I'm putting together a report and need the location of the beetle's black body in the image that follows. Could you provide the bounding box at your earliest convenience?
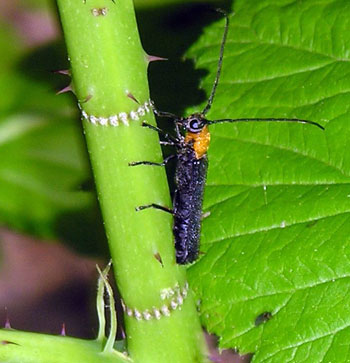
[173,145,208,264]
[132,115,211,264]
[130,10,324,265]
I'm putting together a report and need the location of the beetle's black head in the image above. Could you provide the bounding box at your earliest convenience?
[178,114,208,134]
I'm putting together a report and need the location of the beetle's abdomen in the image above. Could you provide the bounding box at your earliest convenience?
[173,148,208,264]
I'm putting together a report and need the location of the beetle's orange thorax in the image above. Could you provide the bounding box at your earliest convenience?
[185,125,210,159]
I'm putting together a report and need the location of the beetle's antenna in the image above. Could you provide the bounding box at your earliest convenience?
[207,117,325,130]
[202,9,229,116]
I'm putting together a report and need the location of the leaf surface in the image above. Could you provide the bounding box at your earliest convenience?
[187,1,350,361]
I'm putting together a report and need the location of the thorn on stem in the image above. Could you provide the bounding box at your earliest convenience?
[4,317,11,329]
[154,252,164,267]
[80,94,92,103]
[146,54,168,63]
[1,340,19,346]
[4,308,11,329]
[126,92,139,104]
[56,84,73,95]
[52,69,70,76]
[60,323,66,336]
[120,325,126,340]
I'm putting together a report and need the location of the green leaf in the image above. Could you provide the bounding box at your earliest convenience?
[187,0,350,361]
[0,111,92,237]
[0,20,95,241]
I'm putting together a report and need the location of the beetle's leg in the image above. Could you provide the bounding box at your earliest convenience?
[153,108,178,119]
[129,154,175,167]
[136,204,173,214]
[160,141,176,146]
[141,122,178,144]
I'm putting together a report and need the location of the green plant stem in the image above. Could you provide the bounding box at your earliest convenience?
[56,0,205,361]
[0,329,130,363]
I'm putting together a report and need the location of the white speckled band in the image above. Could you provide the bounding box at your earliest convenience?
[79,99,154,127]
[121,282,189,321]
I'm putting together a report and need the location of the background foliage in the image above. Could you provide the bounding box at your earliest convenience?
[186,0,350,361]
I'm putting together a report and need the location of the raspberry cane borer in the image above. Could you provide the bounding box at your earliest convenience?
[130,10,324,265]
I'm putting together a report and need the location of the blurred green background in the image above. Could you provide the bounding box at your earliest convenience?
[0,0,230,254]
[0,0,230,340]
